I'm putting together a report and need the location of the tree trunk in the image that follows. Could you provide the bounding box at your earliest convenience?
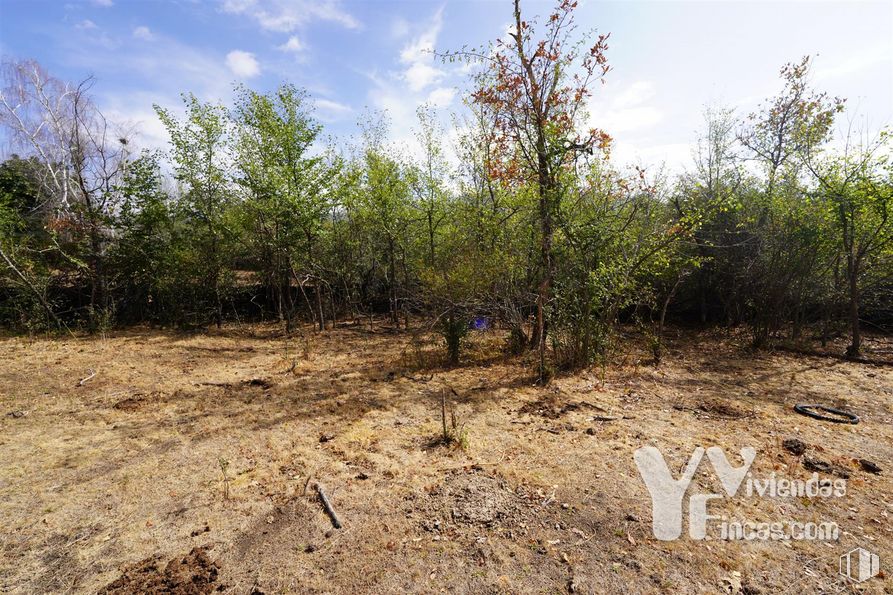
[427,211,435,266]
[535,145,554,383]
[845,254,861,358]
[388,238,398,325]
[315,281,325,331]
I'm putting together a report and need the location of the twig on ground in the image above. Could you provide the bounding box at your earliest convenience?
[78,369,96,386]
[316,483,342,529]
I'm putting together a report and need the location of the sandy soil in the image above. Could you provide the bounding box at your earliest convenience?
[0,322,890,594]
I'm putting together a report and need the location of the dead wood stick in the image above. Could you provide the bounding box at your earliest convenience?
[316,483,342,529]
[441,389,448,439]
[78,369,96,386]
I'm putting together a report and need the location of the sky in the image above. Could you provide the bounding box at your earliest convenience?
[0,0,891,172]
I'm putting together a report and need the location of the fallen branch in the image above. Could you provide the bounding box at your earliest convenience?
[591,415,619,422]
[401,371,434,382]
[537,427,562,435]
[316,483,342,529]
[78,368,96,386]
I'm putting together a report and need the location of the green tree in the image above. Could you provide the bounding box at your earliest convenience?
[351,117,414,327]
[805,132,893,356]
[155,94,235,328]
[447,0,612,380]
[232,84,337,331]
[108,151,174,324]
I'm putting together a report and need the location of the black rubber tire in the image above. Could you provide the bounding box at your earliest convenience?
[794,403,859,424]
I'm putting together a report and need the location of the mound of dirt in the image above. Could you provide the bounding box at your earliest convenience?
[673,399,754,419]
[113,397,144,411]
[98,547,221,594]
[420,470,533,530]
[217,498,330,592]
[518,394,603,419]
[231,498,324,560]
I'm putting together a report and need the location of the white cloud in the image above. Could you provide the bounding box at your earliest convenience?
[132,26,154,41]
[92,0,113,6]
[582,80,683,170]
[404,62,443,93]
[221,0,254,11]
[225,50,260,78]
[398,8,444,91]
[391,17,410,39]
[59,28,239,138]
[603,106,663,134]
[362,7,461,163]
[76,19,98,30]
[314,98,352,122]
[588,80,664,134]
[220,0,359,32]
[104,103,171,153]
[277,35,303,53]
[814,44,892,81]
[611,141,693,172]
[614,81,656,107]
[426,87,456,108]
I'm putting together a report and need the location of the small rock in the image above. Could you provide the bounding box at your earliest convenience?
[7,410,26,418]
[356,471,370,480]
[585,428,596,436]
[319,434,335,443]
[782,438,807,456]
[803,456,850,478]
[625,514,640,523]
[304,544,317,553]
[802,456,831,474]
[859,459,882,475]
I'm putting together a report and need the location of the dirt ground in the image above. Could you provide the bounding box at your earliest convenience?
[0,321,891,594]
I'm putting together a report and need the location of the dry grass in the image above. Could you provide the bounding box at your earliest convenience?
[0,322,890,593]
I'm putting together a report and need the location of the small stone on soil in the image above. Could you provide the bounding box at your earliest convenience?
[802,456,831,473]
[859,459,882,474]
[782,438,807,456]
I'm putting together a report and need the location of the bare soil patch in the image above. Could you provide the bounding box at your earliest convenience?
[98,547,221,594]
[414,469,533,532]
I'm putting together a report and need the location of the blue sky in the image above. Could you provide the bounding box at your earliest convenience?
[1,0,891,171]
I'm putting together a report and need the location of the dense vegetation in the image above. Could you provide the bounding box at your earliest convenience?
[1,0,890,379]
